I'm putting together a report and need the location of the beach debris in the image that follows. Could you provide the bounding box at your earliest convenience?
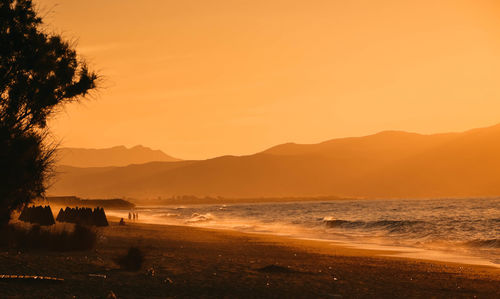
[164,277,173,284]
[88,274,107,279]
[257,265,294,273]
[107,290,117,299]
[18,205,55,226]
[115,247,144,271]
[56,206,109,226]
[0,274,64,282]
[147,267,155,277]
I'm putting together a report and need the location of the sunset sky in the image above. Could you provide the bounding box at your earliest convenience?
[38,0,500,159]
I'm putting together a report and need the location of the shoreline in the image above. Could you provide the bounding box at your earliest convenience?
[2,219,499,298]
[107,214,500,271]
[106,217,500,275]
[155,221,500,272]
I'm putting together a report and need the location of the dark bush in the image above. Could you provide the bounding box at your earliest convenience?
[18,205,55,226]
[70,224,98,250]
[116,247,144,271]
[56,206,108,226]
[0,0,98,228]
[0,223,97,251]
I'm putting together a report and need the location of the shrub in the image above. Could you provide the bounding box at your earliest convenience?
[116,247,144,271]
[0,223,97,251]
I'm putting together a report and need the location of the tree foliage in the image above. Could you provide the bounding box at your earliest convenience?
[0,0,98,226]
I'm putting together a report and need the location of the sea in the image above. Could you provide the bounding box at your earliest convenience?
[107,197,500,267]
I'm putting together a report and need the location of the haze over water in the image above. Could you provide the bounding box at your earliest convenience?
[110,197,499,267]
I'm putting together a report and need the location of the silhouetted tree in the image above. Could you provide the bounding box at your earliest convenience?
[0,0,98,227]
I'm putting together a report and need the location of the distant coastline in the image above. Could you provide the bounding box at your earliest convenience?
[43,196,135,209]
[129,195,355,206]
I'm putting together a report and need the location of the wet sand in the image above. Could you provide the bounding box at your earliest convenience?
[1,220,499,298]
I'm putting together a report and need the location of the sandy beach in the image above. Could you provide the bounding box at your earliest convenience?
[1,219,499,298]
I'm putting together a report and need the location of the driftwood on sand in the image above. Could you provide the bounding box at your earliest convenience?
[0,274,64,282]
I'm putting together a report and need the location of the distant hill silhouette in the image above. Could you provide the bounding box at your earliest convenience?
[49,123,500,199]
[56,145,180,167]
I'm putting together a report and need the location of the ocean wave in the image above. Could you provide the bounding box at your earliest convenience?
[185,213,214,224]
[324,219,426,233]
[324,219,365,228]
[464,239,500,249]
[157,213,180,218]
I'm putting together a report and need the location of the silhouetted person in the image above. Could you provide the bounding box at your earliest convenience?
[128,212,132,220]
[119,218,126,226]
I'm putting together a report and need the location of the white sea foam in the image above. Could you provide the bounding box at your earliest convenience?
[111,198,500,267]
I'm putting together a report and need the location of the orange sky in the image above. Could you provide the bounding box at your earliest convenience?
[37,0,500,159]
